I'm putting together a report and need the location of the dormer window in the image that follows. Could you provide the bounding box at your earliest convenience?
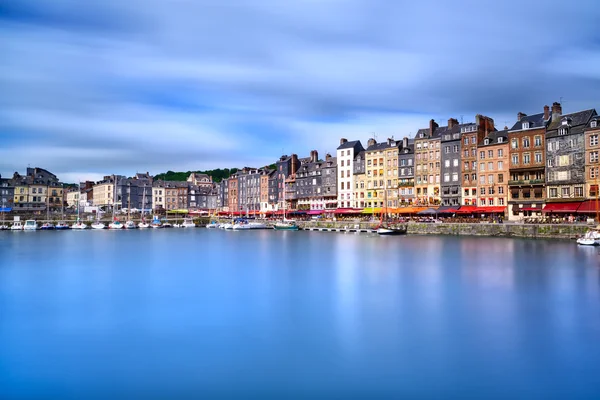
[522,122,529,129]
[592,120,598,128]
[498,137,504,143]
[561,118,571,126]
[404,149,409,153]
[484,138,490,145]
[559,127,568,136]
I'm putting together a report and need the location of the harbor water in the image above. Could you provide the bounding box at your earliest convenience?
[1,230,599,398]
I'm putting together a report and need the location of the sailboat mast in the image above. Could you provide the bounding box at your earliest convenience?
[596,173,599,224]
[61,183,64,221]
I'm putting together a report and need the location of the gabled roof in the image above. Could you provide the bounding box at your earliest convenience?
[510,112,548,131]
[546,109,597,138]
[415,128,429,139]
[479,130,509,147]
[337,140,365,151]
[366,142,395,152]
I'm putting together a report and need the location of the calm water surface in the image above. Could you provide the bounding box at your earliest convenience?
[1,230,599,399]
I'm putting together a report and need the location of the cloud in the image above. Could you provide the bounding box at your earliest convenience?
[1,0,600,181]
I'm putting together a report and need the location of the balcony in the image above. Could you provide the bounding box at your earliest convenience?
[508,179,545,186]
[398,182,414,187]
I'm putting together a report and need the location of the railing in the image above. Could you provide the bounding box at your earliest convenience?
[398,182,414,187]
[508,179,545,185]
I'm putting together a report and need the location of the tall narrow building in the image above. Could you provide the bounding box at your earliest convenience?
[336,139,365,208]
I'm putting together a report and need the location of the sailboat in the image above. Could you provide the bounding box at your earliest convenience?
[377,186,406,236]
[151,215,163,229]
[91,184,107,229]
[138,186,150,228]
[40,193,55,230]
[55,185,70,229]
[577,178,600,245]
[124,184,137,229]
[108,180,124,229]
[72,183,89,229]
[273,181,299,231]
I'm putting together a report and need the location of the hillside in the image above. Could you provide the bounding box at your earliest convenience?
[153,168,238,183]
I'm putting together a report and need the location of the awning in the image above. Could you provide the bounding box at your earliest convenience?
[0,207,12,212]
[520,207,542,212]
[577,200,600,214]
[288,211,306,215]
[362,208,382,214]
[543,202,582,213]
[475,206,506,213]
[437,206,458,213]
[307,210,324,215]
[166,209,189,214]
[455,206,479,214]
[333,208,363,214]
[396,207,427,214]
[418,208,439,215]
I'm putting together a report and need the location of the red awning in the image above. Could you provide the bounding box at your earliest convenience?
[455,206,479,214]
[475,206,506,213]
[520,207,542,212]
[577,200,600,213]
[307,210,324,215]
[333,208,364,214]
[543,202,582,213]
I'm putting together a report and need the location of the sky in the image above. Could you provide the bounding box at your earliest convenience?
[1,0,600,183]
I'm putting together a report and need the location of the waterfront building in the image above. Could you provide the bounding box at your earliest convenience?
[46,183,64,211]
[398,137,415,205]
[440,119,462,207]
[321,154,338,212]
[461,115,495,206]
[276,154,300,210]
[507,108,549,219]
[96,173,152,211]
[188,184,200,209]
[187,173,213,189]
[228,176,238,212]
[414,120,442,206]
[545,103,597,211]
[584,115,600,203]
[260,171,275,214]
[0,176,14,212]
[66,189,80,208]
[12,180,29,210]
[235,168,263,214]
[28,183,47,211]
[477,130,509,210]
[216,179,229,212]
[152,183,165,211]
[336,139,365,208]
[93,176,118,208]
[365,138,397,208]
[352,150,366,208]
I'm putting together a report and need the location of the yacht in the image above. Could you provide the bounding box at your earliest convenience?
[125,220,137,229]
[273,220,299,231]
[138,220,150,229]
[10,221,23,231]
[91,221,106,230]
[205,221,219,229]
[72,221,89,230]
[576,229,600,246]
[55,222,70,230]
[181,218,196,228]
[232,219,267,230]
[109,220,124,229]
[151,216,163,229]
[23,220,38,231]
[40,222,55,230]
[0,224,8,231]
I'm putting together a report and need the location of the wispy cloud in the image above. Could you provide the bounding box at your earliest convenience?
[1,0,599,181]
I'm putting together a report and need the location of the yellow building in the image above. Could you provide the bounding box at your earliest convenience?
[365,138,398,208]
[414,120,442,205]
[353,172,367,208]
[13,184,28,208]
[47,184,64,210]
[93,181,114,207]
[28,184,47,211]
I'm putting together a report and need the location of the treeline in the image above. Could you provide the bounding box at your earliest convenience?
[153,168,239,183]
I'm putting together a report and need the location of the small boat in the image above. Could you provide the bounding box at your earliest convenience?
[232,219,267,230]
[91,222,106,230]
[138,221,150,229]
[109,220,124,229]
[181,218,196,228]
[125,220,137,229]
[162,222,173,228]
[10,221,23,231]
[23,220,39,231]
[40,223,55,230]
[55,222,70,230]
[576,229,600,246]
[376,226,407,236]
[151,216,163,229]
[205,221,219,229]
[72,221,89,230]
[273,221,299,231]
[0,224,8,231]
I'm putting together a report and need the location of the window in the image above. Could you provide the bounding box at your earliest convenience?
[497,161,504,170]
[499,198,504,206]
[547,158,554,167]
[463,137,469,145]
[488,198,494,206]
[575,187,583,197]
[535,153,542,163]
[464,174,469,182]
[558,155,570,166]
[550,188,558,198]
[562,187,570,197]
[534,136,542,146]
[480,187,486,195]
[484,139,489,145]
[341,160,344,167]
[452,159,458,167]
[523,137,530,148]
[591,135,599,146]
[479,151,485,159]
[479,175,485,184]
[487,162,493,171]
[511,139,518,149]
[487,150,492,158]
[452,173,458,181]
[522,122,530,129]
[497,149,503,157]
[471,188,477,195]
[471,137,476,144]
[559,127,567,136]
[480,163,485,171]
[498,186,504,194]
[444,146,450,154]
[512,155,519,164]
[488,175,494,184]
[444,173,450,182]
[592,120,598,128]
[444,160,450,168]
[453,145,459,153]
[591,151,599,163]
[498,137,504,143]
[523,154,530,164]
[591,167,599,179]
[498,174,504,183]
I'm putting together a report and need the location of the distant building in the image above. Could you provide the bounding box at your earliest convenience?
[336,139,365,208]
[398,137,415,205]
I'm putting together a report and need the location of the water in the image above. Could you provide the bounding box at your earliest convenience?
[1,230,599,399]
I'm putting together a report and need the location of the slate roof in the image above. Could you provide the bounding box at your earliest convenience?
[546,109,597,138]
[415,128,429,139]
[510,112,548,131]
[479,130,509,147]
[337,140,364,151]
[366,142,395,152]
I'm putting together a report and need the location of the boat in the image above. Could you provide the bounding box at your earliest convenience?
[576,229,600,246]
[181,218,196,228]
[91,221,106,230]
[23,220,38,231]
[138,221,150,229]
[151,215,163,229]
[162,218,173,228]
[138,187,150,228]
[0,224,8,230]
[10,221,23,231]
[71,183,89,229]
[109,220,124,229]
[205,221,219,229]
[273,186,298,231]
[55,222,70,230]
[40,222,55,230]
[376,186,407,236]
[125,220,137,229]
[232,218,267,230]
[124,185,137,229]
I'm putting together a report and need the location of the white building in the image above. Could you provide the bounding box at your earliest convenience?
[336,138,365,208]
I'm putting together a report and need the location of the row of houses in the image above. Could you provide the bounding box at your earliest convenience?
[2,101,600,221]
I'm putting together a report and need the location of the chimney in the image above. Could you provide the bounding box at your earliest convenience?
[311,150,318,163]
[291,154,299,175]
[402,136,408,149]
[326,153,332,161]
[504,125,509,130]
[517,112,527,121]
[367,138,377,147]
[544,105,550,121]
[340,138,348,146]
[387,137,394,146]
[551,102,562,120]
[429,119,439,136]
[448,118,458,129]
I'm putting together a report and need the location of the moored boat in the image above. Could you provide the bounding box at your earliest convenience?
[55,222,70,230]
[91,222,106,230]
[109,220,124,229]
[40,223,55,230]
[10,221,23,231]
[125,220,137,229]
[273,221,299,231]
[23,220,38,231]
[72,221,89,230]
[576,229,600,246]
[181,218,196,228]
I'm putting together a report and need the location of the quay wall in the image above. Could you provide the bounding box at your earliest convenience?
[296,221,588,240]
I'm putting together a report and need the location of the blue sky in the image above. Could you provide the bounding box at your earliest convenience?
[1,0,600,182]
